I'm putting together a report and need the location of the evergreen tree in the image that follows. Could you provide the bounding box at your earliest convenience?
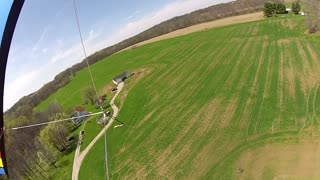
[276,3,286,14]
[264,2,287,17]
[264,2,274,17]
[292,2,301,14]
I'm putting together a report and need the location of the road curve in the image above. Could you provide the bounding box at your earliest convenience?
[72,82,124,180]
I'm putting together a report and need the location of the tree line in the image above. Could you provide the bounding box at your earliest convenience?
[3,102,75,179]
[263,2,301,17]
[3,88,106,179]
[264,2,286,17]
[263,0,320,34]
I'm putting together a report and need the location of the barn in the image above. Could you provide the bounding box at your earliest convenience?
[112,71,133,85]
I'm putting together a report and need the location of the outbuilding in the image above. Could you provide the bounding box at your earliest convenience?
[286,8,291,13]
[112,71,133,85]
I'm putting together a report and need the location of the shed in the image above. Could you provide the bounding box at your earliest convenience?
[286,8,291,13]
[299,11,305,16]
[112,71,133,85]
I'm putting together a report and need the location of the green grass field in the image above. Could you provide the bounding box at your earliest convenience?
[38,14,320,179]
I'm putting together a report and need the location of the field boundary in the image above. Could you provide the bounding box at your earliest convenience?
[120,12,264,53]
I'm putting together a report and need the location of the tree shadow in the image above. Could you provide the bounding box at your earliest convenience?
[64,141,77,155]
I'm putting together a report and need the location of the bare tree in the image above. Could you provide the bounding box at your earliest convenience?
[39,123,69,152]
[81,87,97,104]
[46,102,63,117]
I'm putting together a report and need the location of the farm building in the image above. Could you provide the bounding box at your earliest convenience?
[286,8,291,13]
[71,111,89,126]
[112,71,133,85]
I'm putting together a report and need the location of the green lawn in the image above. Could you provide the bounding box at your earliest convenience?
[79,116,103,151]
[38,14,320,179]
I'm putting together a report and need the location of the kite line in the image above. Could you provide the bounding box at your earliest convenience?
[72,0,110,180]
[9,112,104,130]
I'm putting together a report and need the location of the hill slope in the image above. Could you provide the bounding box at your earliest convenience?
[60,14,320,179]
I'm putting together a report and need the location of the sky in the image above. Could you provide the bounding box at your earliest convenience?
[0,0,13,43]
[3,0,231,111]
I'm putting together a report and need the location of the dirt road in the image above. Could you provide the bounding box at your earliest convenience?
[72,82,124,180]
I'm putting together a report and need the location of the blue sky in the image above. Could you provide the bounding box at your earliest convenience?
[0,0,13,41]
[4,0,230,110]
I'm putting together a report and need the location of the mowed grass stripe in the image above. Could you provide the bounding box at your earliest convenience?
[247,39,269,135]
[112,40,235,177]
[105,43,218,177]
[253,40,274,134]
[149,25,260,177]
[125,22,268,177]
[286,40,306,130]
[263,41,281,132]
[151,34,254,176]
[220,25,267,130]
[158,40,248,176]
[237,38,270,133]
[234,41,263,130]
[120,39,242,177]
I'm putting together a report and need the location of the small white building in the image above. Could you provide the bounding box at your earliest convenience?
[286,8,292,13]
[299,11,305,16]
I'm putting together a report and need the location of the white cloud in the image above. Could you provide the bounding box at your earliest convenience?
[42,48,48,53]
[4,70,39,109]
[4,30,103,110]
[4,0,231,111]
[32,27,49,52]
[125,10,141,21]
[103,0,230,45]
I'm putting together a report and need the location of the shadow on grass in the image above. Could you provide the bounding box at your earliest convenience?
[56,158,70,167]
[64,141,78,156]
[70,124,82,133]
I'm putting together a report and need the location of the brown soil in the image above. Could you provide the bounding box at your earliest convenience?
[120,12,264,53]
[234,139,320,180]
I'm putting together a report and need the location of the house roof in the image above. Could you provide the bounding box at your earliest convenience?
[72,111,89,125]
[112,71,132,83]
[72,111,88,117]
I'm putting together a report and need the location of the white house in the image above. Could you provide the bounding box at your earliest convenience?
[299,11,305,16]
[286,8,292,13]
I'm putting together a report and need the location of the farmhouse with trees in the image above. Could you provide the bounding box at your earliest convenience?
[263,2,303,17]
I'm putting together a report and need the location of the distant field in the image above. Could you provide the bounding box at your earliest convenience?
[120,12,264,52]
[38,13,320,179]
